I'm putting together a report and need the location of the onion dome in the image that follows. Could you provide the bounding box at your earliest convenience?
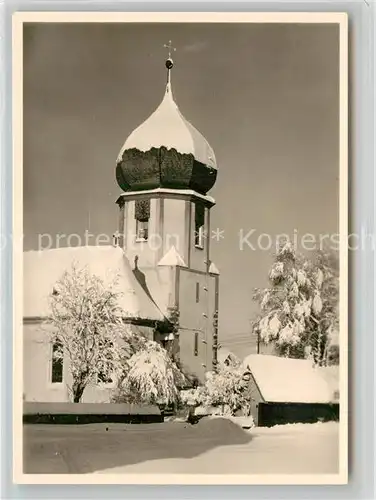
[116,50,217,195]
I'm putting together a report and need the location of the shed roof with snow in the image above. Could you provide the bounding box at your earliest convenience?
[243,354,336,404]
[23,245,164,322]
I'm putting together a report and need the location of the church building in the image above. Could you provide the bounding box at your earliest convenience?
[23,49,220,403]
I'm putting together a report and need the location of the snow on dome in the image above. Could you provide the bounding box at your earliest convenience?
[117,82,217,170]
[243,354,335,403]
[23,245,164,321]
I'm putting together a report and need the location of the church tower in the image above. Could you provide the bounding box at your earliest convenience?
[115,44,220,381]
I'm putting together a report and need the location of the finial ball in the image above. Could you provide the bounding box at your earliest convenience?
[165,58,174,70]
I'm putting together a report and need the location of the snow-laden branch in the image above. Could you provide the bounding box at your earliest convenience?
[252,239,339,365]
[114,340,186,406]
[47,263,143,402]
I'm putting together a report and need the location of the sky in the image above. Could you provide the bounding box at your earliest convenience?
[23,22,339,356]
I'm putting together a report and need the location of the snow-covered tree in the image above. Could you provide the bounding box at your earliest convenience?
[181,356,252,416]
[114,340,186,406]
[48,264,141,403]
[180,387,206,407]
[252,238,339,365]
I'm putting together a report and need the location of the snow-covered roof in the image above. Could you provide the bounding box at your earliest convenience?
[243,354,335,403]
[117,82,217,169]
[157,246,186,267]
[208,262,220,275]
[23,245,164,322]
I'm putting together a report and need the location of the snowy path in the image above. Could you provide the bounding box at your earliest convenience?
[95,422,339,475]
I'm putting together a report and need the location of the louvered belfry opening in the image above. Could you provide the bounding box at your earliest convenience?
[135,198,151,241]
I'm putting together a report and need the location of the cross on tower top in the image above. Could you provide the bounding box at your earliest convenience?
[163,40,176,59]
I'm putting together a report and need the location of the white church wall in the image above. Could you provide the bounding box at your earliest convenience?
[162,198,187,262]
[188,203,211,274]
[149,265,175,313]
[23,322,114,403]
[178,269,217,381]
[23,323,70,402]
[23,322,157,404]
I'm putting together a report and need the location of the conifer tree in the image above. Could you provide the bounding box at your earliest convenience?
[252,239,339,365]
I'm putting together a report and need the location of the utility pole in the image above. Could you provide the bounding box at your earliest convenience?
[250,319,260,354]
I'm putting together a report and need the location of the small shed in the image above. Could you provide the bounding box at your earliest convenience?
[243,354,339,427]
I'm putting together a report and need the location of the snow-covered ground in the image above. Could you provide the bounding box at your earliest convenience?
[95,421,339,475]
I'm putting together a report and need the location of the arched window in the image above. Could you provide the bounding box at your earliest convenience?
[51,341,63,383]
[135,199,150,241]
